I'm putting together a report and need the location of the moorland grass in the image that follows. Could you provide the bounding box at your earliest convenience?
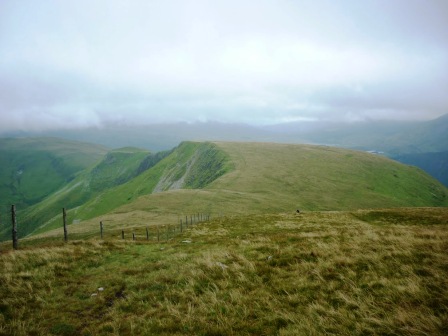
[1,208,447,335]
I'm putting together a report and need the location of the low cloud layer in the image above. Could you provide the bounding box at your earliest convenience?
[1,0,447,132]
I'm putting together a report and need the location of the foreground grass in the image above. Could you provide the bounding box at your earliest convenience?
[1,208,447,335]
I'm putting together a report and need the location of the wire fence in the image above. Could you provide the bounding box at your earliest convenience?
[0,204,211,251]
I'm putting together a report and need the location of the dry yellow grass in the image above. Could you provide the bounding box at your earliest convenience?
[1,208,447,335]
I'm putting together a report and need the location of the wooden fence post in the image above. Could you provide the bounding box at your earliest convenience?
[146,227,149,240]
[122,230,125,239]
[100,221,103,239]
[180,219,183,233]
[157,226,160,242]
[11,205,18,250]
[166,225,169,241]
[133,232,135,241]
[63,208,68,243]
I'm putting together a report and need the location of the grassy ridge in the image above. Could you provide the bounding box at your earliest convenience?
[25,142,230,238]
[4,141,448,242]
[1,208,447,335]
[23,141,448,242]
[212,142,448,210]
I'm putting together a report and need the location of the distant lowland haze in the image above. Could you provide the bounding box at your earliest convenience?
[0,0,447,133]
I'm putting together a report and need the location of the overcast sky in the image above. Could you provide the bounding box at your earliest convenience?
[1,0,447,131]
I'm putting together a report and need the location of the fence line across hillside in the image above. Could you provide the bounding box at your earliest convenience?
[3,205,211,250]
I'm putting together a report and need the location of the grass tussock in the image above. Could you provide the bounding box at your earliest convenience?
[1,208,447,335]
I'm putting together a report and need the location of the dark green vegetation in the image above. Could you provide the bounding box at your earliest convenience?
[1,208,447,335]
[0,137,107,208]
[0,144,153,241]
[0,142,230,241]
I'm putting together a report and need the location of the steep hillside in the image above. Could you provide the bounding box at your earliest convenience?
[392,151,448,187]
[0,137,107,208]
[0,146,156,240]
[8,142,230,240]
[24,142,448,242]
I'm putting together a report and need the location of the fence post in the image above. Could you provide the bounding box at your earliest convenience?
[100,221,103,239]
[11,205,18,250]
[157,226,160,242]
[180,219,183,233]
[133,232,135,241]
[146,227,149,240]
[122,230,125,239]
[166,225,169,241]
[63,208,68,243]
[185,216,188,228]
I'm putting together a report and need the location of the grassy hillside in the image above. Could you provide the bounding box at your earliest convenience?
[392,151,448,187]
[12,142,230,240]
[2,146,156,241]
[1,208,447,335]
[0,137,108,208]
[18,141,447,243]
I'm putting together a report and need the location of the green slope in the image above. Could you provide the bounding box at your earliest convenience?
[24,142,448,242]
[210,142,448,210]
[0,137,108,208]
[26,142,230,237]
[4,146,156,240]
[392,151,448,187]
[110,142,447,220]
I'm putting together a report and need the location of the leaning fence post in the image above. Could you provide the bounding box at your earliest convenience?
[11,205,18,250]
[63,208,68,243]
[100,221,103,239]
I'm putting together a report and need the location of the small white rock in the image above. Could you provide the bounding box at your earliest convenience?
[98,287,104,292]
[216,262,228,270]
[91,293,97,297]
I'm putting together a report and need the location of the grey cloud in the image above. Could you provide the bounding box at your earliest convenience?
[0,0,447,132]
